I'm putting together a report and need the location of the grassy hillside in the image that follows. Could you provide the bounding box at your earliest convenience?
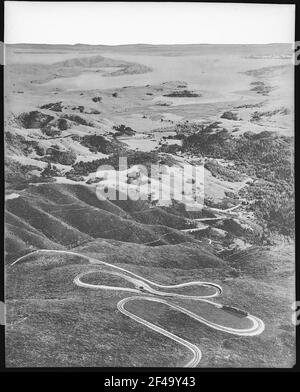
[5,243,294,367]
[5,183,214,264]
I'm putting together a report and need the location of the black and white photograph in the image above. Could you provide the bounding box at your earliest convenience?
[3,1,296,369]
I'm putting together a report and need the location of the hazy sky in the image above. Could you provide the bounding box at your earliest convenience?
[5,2,295,45]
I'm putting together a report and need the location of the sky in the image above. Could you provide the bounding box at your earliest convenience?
[5,2,295,45]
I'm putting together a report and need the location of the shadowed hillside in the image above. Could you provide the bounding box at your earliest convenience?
[5,183,221,267]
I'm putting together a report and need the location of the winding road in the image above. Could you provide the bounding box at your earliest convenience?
[11,249,265,367]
